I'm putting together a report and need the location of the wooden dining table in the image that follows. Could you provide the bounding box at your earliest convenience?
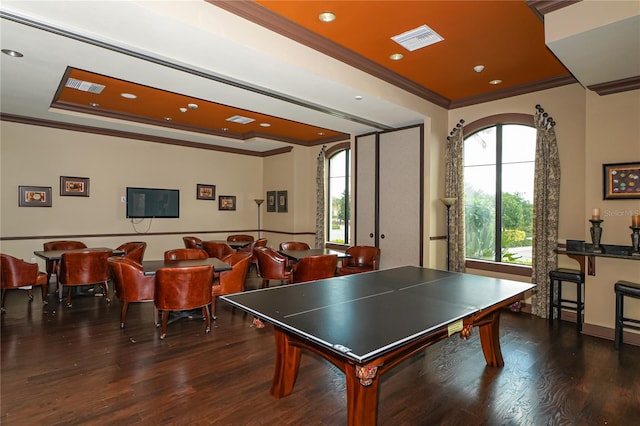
[142,257,231,276]
[33,247,125,261]
[277,248,350,262]
[202,240,254,249]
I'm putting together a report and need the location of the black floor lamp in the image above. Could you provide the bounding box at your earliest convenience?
[254,199,264,239]
[440,197,457,271]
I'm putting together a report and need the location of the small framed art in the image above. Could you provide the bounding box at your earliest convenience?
[197,184,216,200]
[267,191,277,212]
[60,176,90,197]
[603,162,640,199]
[219,195,236,211]
[277,190,288,213]
[19,185,52,207]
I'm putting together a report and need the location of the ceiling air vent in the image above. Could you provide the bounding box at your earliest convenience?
[391,24,444,52]
[226,115,255,124]
[65,78,105,94]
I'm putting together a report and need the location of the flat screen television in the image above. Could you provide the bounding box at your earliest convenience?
[126,187,179,218]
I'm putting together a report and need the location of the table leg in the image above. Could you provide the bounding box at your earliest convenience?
[477,310,504,367]
[270,328,301,398]
[345,364,381,426]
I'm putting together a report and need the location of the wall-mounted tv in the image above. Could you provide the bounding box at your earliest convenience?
[126,187,179,218]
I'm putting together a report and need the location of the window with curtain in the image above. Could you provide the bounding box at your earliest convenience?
[464,123,535,266]
[327,148,350,245]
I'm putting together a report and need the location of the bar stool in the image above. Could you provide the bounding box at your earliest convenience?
[614,280,640,350]
[548,268,585,331]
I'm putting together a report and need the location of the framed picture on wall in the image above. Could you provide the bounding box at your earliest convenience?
[196,184,216,200]
[277,190,288,212]
[18,185,52,207]
[60,176,90,197]
[219,195,236,211]
[267,191,277,212]
[603,162,640,199]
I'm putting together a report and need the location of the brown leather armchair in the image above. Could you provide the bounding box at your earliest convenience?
[116,241,147,264]
[338,246,381,276]
[1,253,48,311]
[201,242,235,259]
[164,248,208,261]
[58,249,112,307]
[212,252,251,318]
[43,240,86,286]
[251,238,268,273]
[279,241,311,251]
[254,246,293,288]
[108,256,157,328]
[227,234,254,242]
[183,236,202,249]
[154,264,214,339]
[292,254,338,283]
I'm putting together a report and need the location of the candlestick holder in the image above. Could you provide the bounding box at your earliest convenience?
[589,219,603,253]
[631,226,640,257]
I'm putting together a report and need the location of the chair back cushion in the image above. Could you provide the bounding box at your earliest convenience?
[154,265,214,310]
[116,242,147,264]
[227,234,254,242]
[43,240,87,251]
[182,236,202,249]
[1,254,41,288]
[108,256,155,302]
[214,252,251,296]
[201,242,235,259]
[255,247,291,281]
[279,242,311,251]
[293,254,338,283]
[58,250,111,285]
[164,248,208,261]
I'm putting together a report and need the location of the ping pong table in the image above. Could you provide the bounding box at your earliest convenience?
[221,266,535,425]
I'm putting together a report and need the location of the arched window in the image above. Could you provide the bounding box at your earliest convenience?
[327,144,350,245]
[463,120,535,266]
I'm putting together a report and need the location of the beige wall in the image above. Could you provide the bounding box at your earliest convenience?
[445,85,640,335]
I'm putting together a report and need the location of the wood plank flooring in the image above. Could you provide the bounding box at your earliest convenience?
[2,270,640,425]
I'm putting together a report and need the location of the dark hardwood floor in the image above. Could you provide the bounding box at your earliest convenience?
[2,269,639,425]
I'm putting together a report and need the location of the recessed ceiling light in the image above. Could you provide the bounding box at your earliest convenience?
[489,79,502,85]
[164,117,172,121]
[389,53,404,61]
[179,107,187,113]
[355,95,363,100]
[318,12,336,22]
[187,103,198,110]
[89,102,100,107]
[121,93,137,99]
[2,49,23,57]
[318,132,325,136]
[221,127,229,132]
[473,65,485,73]
[260,123,271,127]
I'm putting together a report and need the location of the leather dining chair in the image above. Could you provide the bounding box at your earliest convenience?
[154,264,215,340]
[42,240,87,286]
[291,254,338,283]
[250,238,268,274]
[227,234,254,242]
[182,236,202,249]
[107,256,157,329]
[254,246,293,289]
[1,253,48,312]
[164,248,208,261]
[116,241,147,264]
[201,242,235,260]
[58,249,112,307]
[278,241,311,251]
[338,246,381,276]
[212,252,251,319]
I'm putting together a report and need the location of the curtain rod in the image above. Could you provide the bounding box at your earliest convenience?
[535,104,556,127]
[446,119,465,140]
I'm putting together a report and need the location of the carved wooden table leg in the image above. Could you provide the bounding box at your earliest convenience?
[478,310,504,367]
[345,363,381,426]
[270,328,302,398]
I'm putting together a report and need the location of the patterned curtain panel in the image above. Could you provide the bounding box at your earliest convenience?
[445,120,465,272]
[315,146,326,249]
[531,105,561,318]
